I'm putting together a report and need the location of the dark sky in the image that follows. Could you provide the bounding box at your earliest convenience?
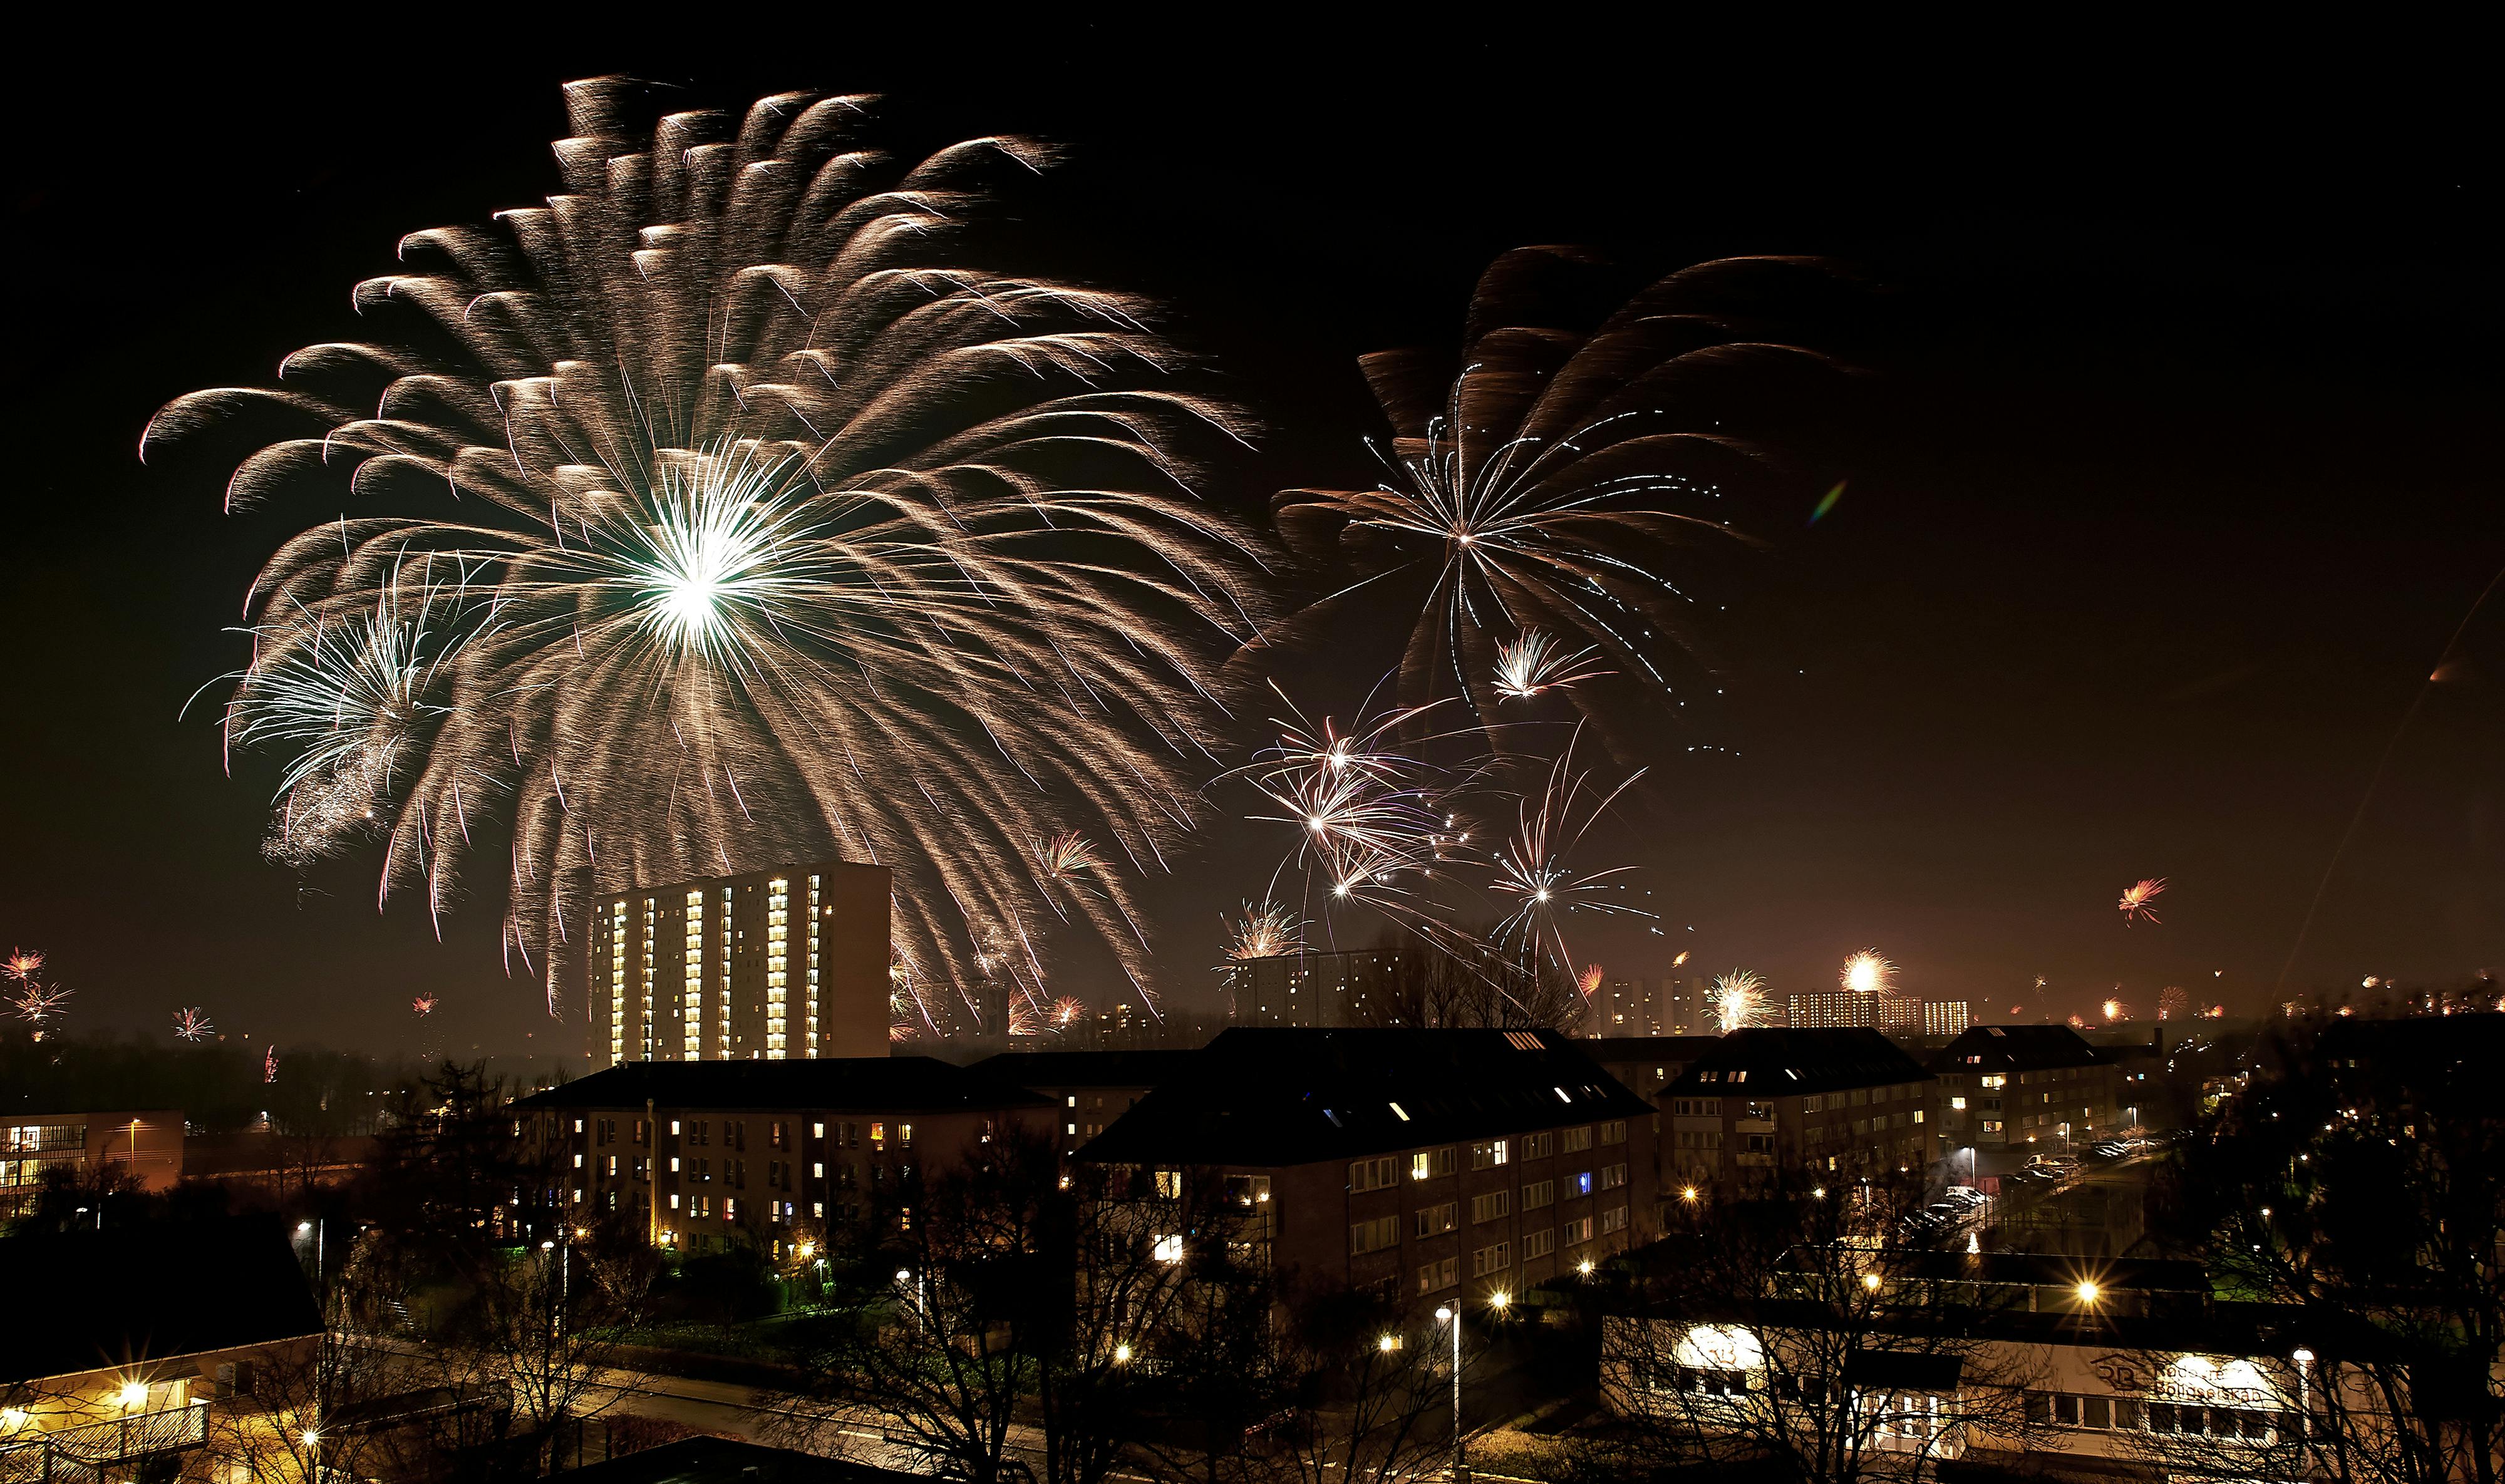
[4,24,2497,1062]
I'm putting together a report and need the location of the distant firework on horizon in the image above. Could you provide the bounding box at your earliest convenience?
[2103,997,2128,1021]
[1841,950,1894,996]
[1224,900,1307,962]
[411,994,438,1017]
[148,80,1266,1026]
[1050,996,1088,1029]
[172,1007,215,1042]
[1671,950,1690,968]
[1578,965,1604,997]
[2157,986,2187,1020]
[2119,877,2167,924]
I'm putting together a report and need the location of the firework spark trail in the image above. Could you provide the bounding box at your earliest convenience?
[9,981,73,1024]
[1577,964,1604,997]
[148,81,1268,1017]
[2118,877,2166,924]
[1489,723,1655,974]
[173,1007,215,1041]
[1270,249,1832,748]
[1711,969,1765,1033]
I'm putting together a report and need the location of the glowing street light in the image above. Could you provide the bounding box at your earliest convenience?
[2075,1280,2101,1307]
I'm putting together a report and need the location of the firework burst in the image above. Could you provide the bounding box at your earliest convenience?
[1489,725,1654,973]
[8,950,73,1026]
[1711,969,1765,1033]
[1271,250,1829,744]
[411,994,438,1017]
[147,81,1267,1021]
[1049,996,1089,1029]
[1840,950,1894,995]
[1224,900,1306,961]
[1578,964,1604,997]
[2118,877,2166,924]
[4,949,46,987]
[1231,687,1463,927]
[1492,629,1609,702]
[172,1007,215,1041]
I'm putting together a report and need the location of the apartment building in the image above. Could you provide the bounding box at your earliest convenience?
[1660,1029,1936,1195]
[513,1059,1054,1254]
[1076,1028,1657,1310]
[1928,1024,2127,1170]
[970,1049,1197,1160]
[586,860,892,1065]
[1584,1036,1726,1105]
[1603,1253,2333,1477]
[1224,949,1398,1027]
[1,1110,182,1222]
[0,1216,319,1480]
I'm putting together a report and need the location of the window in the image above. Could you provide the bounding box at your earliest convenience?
[1471,1242,1512,1276]
[1523,1227,1556,1259]
[670,1157,681,1173]
[1983,1120,2003,1133]
[813,1162,824,1178]
[1599,1120,1626,1145]
[1802,1095,1822,1113]
[1350,1215,1400,1255]
[1470,1139,1510,1168]
[1470,1190,1511,1224]
[1561,1215,1593,1244]
[1573,1171,1593,1196]
[1417,1256,1458,1294]
[899,1123,914,1148]
[1410,1147,1456,1180]
[1951,1097,1967,1110]
[573,1153,584,1168]
[1522,1179,1555,1210]
[1521,1131,1555,1160]
[1561,1126,1594,1153]
[574,1119,585,1134]
[1415,1201,1459,1238]
[1598,1163,1628,1192]
[1350,1157,1399,1193]
[813,1121,825,1138]
[870,1123,886,1146]
[1600,1204,1628,1235]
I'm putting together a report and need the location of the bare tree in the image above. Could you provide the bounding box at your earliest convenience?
[1593,1168,2037,1484]
[1355,929,1587,1032]
[2145,1020,2505,1484]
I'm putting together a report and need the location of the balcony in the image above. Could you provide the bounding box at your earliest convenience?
[0,1401,208,1481]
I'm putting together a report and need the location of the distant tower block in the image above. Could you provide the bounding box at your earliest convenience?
[590,861,892,1064]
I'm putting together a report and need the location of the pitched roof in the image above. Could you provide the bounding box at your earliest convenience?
[1582,1036,1727,1064]
[968,1049,1201,1092]
[510,1058,1052,1114]
[1073,1027,1650,1169]
[0,1215,321,1383]
[1663,1028,1934,1099]
[1926,1024,2106,1073]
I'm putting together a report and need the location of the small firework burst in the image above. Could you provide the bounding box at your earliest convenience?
[1712,969,1766,1033]
[1493,629,1609,702]
[1840,951,1894,995]
[2118,877,2166,924]
[10,980,73,1024]
[172,1007,215,1042]
[411,994,438,1017]
[264,1046,279,1083]
[4,948,45,987]
[1490,724,1655,973]
[1008,1000,1043,1037]
[889,1021,917,1043]
[1578,965,1604,997]
[1224,900,1306,962]
[2066,1013,2087,1029]
[2102,997,2127,1021]
[1050,996,1088,1028]
[1671,950,1690,968]
[1030,832,1108,899]
[2157,986,2187,1021]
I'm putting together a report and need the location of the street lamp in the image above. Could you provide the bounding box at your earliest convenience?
[2291,1347,2314,1438]
[1433,1305,1465,1484]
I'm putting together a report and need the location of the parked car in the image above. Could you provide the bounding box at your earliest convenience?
[1942,1187,1987,1208]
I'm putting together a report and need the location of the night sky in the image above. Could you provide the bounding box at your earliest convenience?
[5,26,2497,1060]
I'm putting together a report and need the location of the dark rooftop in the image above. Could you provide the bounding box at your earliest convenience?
[1581,1036,1726,1064]
[1073,1027,1651,1168]
[510,1058,1053,1115]
[969,1048,1201,1091]
[1663,1028,1934,1099]
[1927,1024,2107,1074]
[0,1215,321,1383]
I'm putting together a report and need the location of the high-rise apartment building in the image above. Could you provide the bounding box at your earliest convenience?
[1598,977,1659,1036]
[1227,949,1397,1027]
[591,861,891,1066]
[1785,990,1969,1038]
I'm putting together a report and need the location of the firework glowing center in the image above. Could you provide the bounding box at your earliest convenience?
[1841,950,1894,995]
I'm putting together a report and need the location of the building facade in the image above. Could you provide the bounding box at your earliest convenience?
[1078,1028,1658,1312]
[1226,949,1397,1027]
[1660,1029,1937,1195]
[589,860,891,1065]
[971,1049,1198,1162]
[514,1059,1053,1254]
[1,1110,182,1221]
[1928,1024,2127,1170]
[1585,1036,1727,1105]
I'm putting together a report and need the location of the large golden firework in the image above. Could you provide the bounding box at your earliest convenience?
[149,81,1266,1019]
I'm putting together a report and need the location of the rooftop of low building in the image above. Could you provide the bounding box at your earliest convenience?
[510,1058,1053,1115]
[1662,1028,1936,1099]
[0,1213,321,1384]
[1075,1026,1650,1168]
[1928,1023,2110,1074]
